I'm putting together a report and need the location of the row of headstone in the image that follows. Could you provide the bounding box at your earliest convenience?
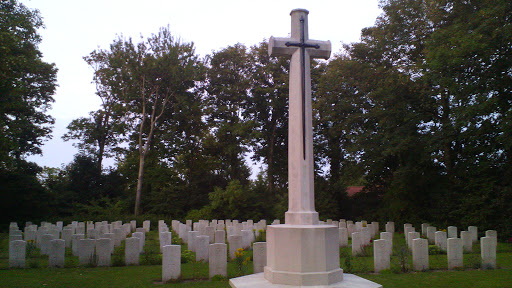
[8,220,152,268]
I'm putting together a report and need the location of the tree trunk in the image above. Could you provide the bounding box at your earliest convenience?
[134,151,146,216]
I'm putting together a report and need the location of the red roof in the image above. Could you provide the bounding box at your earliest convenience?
[346,186,364,197]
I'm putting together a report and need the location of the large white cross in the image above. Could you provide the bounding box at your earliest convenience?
[269,9,331,225]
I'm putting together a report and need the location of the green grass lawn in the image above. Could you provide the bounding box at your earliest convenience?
[1,230,511,288]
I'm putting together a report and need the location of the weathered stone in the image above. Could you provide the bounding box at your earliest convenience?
[9,240,26,268]
[132,231,145,253]
[113,228,123,247]
[385,222,395,234]
[40,234,55,255]
[188,231,199,252]
[162,245,181,282]
[485,230,498,247]
[130,220,136,232]
[143,220,150,232]
[447,226,458,239]
[426,226,436,244]
[447,238,463,269]
[404,226,415,243]
[78,239,96,265]
[339,228,348,247]
[160,232,172,252]
[481,237,496,269]
[380,232,393,256]
[373,239,390,272]
[407,232,420,249]
[461,231,472,252]
[125,237,140,265]
[61,228,73,248]
[96,238,112,267]
[195,235,209,262]
[352,232,362,256]
[228,235,243,259]
[371,222,379,237]
[49,239,65,268]
[71,234,85,256]
[362,227,371,245]
[347,223,355,237]
[412,238,429,271]
[241,229,254,249]
[215,230,226,244]
[421,223,429,236]
[435,231,447,251]
[205,226,215,244]
[468,226,478,243]
[253,242,267,273]
[209,243,227,278]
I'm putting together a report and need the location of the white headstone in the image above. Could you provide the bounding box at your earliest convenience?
[160,232,172,253]
[162,245,181,281]
[412,238,429,271]
[215,230,226,244]
[385,222,395,234]
[433,230,446,251]
[468,226,478,243]
[40,234,55,255]
[339,228,348,247]
[373,239,390,272]
[407,232,420,249]
[125,237,140,265]
[352,232,362,256]
[61,228,73,248]
[71,234,84,257]
[209,243,227,278]
[188,231,199,252]
[96,238,112,267]
[447,226,458,238]
[253,242,267,273]
[143,220,150,232]
[78,239,96,265]
[447,238,463,269]
[228,235,242,259]
[9,240,26,268]
[380,232,393,256]
[481,237,496,269]
[132,232,145,253]
[195,235,209,262]
[461,231,472,252]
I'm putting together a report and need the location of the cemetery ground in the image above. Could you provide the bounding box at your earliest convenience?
[1,230,511,287]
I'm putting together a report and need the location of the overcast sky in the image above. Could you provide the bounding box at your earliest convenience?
[23,0,382,170]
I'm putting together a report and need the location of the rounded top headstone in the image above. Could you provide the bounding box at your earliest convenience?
[291,8,309,15]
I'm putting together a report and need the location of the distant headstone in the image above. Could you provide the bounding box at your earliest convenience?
[143,220,150,232]
[461,231,472,252]
[468,226,478,243]
[447,226,458,238]
[188,231,199,252]
[385,222,395,234]
[215,230,226,244]
[352,232,362,256]
[380,232,393,256]
[407,232,420,249]
[61,228,73,248]
[435,231,447,251]
[426,227,436,244]
[71,234,85,256]
[132,232,145,253]
[160,232,172,253]
[40,234,55,255]
[339,228,348,247]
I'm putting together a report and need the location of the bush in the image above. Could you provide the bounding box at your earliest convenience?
[181,249,195,263]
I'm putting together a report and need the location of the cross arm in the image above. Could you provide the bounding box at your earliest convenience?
[268,36,332,60]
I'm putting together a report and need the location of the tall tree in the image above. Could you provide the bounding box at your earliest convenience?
[245,41,290,215]
[0,0,57,166]
[204,44,252,186]
[85,27,203,215]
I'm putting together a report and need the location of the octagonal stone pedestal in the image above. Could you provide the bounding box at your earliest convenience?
[229,225,381,288]
[230,273,382,288]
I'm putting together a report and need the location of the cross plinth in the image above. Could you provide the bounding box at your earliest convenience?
[269,9,331,225]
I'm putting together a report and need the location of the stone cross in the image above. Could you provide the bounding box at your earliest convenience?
[269,8,331,225]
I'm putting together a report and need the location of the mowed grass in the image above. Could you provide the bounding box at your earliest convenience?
[1,230,511,288]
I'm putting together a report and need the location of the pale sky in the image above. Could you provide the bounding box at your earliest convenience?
[23,0,382,170]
